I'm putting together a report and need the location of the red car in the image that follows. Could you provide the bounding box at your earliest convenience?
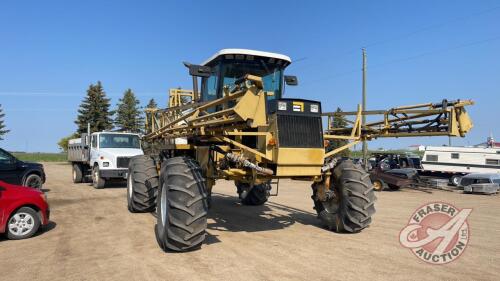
[0,180,50,239]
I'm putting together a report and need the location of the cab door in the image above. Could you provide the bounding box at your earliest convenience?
[0,149,20,184]
[89,134,99,165]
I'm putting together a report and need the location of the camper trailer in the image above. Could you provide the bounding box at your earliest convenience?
[421,145,500,185]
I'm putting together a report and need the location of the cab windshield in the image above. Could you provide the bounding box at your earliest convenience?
[99,134,141,149]
[202,57,286,103]
[221,59,284,100]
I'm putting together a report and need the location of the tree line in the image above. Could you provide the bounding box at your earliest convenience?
[58,81,158,151]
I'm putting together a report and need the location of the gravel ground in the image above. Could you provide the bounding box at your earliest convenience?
[1,162,499,281]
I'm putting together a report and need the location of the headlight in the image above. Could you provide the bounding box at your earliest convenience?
[103,162,110,167]
[278,101,287,111]
[310,104,319,113]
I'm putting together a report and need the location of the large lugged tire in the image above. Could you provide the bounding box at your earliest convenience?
[155,157,208,252]
[127,155,159,213]
[72,164,83,183]
[237,182,271,206]
[313,160,376,233]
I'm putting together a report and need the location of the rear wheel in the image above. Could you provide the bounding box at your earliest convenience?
[6,207,41,240]
[450,175,462,186]
[127,155,159,213]
[312,160,376,233]
[92,166,106,189]
[237,182,271,206]
[24,174,43,190]
[72,164,83,183]
[155,157,208,252]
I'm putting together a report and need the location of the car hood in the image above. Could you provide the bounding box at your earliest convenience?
[18,161,43,168]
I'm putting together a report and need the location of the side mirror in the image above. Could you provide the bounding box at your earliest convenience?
[183,62,211,78]
[284,75,298,86]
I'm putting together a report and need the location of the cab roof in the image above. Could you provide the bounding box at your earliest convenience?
[202,49,292,66]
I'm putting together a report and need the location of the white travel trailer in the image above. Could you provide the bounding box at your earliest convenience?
[421,145,500,185]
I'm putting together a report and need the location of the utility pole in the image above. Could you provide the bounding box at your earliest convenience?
[362,48,368,170]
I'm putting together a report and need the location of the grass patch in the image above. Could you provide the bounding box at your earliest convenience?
[12,152,67,162]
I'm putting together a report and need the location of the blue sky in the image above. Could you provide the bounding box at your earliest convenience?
[0,0,499,152]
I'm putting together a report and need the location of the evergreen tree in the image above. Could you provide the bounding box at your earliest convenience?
[327,107,350,157]
[0,104,10,140]
[146,98,158,109]
[114,89,143,132]
[75,81,114,134]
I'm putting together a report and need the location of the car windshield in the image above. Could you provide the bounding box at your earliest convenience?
[220,59,284,100]
[0,149,14,164]
[99,134,140,149]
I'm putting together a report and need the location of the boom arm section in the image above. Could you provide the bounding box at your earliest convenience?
[323,99,474,158]
[144,75,268,142]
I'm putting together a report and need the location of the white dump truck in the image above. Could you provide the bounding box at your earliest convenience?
[68,131,143,188]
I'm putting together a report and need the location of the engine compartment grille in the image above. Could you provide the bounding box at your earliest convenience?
[117,157,131,168]
[277,115,324,148]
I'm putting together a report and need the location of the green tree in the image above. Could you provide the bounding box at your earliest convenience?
[146,98,158,109]
[57,133,78,152]
[114,89,143,132]
[327,107,350,157]
[75,81,114,134]
[0,104,10,140]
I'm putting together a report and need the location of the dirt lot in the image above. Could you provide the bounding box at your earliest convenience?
[1,162,499,281]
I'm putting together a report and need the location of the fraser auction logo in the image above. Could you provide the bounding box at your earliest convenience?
[399,202,472,265]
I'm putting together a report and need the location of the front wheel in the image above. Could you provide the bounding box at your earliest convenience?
[92,166,106,189]
[155,157,208,252]
[312,160,376,233]
[372,179,386,192]
[6,207,41,240]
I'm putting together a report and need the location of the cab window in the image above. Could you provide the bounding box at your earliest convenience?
[201,64,219,102]
[91,135,97,148]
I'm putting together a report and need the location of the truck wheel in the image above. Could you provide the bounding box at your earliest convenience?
[72,164,83,183]
[6,207,41,240]
[450,175,462,186]
[24,174,43,190]
[312,160,376,233]
[155,157,208,252]
[127,155,159,213]
[237,182,271,205]
[372,179,387,192]
[92,166,106,189]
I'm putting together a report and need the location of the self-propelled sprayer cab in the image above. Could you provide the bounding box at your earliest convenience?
[199,49,295,103]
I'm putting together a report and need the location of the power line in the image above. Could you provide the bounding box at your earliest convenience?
[294,5,500,65]
[303,34,500,85]
[363,5,500,49]
[370,35,500,69]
